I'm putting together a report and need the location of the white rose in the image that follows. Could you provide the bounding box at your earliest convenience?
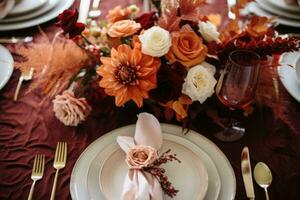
[138,26,172,57]
[182,62,217,104]
[198,21,220,43]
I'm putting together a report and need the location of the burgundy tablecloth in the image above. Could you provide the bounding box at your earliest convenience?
[1,0,300,200]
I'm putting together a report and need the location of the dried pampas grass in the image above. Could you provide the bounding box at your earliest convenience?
[14,28,88,97]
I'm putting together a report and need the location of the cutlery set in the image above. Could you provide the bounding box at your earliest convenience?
[241,146,272,200]
[28,142,67,200]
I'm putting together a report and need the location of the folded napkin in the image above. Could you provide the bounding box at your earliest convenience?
[117,113,164,200]
[0,0,15,19]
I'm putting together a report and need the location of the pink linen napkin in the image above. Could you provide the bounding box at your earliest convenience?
[0,0,15,19]
[117,113,164,200]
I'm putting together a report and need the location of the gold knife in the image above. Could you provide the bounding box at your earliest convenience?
[241,146,255,200]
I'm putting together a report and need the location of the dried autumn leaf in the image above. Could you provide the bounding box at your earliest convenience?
[207,13,222,27]
[231,0,254,18]
[219,20,241,43]
[246,16,274,37]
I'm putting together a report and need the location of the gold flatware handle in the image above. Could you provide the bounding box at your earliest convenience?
[27,180,36,200]
[50,169,59,200]
[13,76,23,101]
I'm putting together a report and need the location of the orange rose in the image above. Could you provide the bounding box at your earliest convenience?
[108,20,141,38]
[166,25,207,68]
[107,6,131,23]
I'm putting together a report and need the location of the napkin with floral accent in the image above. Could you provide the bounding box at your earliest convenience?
[0,0,14,19]
[117,113,180,200]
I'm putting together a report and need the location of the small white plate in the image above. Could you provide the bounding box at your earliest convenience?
[8,0,48,16]
[0,0,75,31]
[264,0,300,13]
[257,0,300,20]
[70,124,236,200]
[1,0,59,23]
[247,2,300,27]
[0,45,14,90]
[278,52,300,103]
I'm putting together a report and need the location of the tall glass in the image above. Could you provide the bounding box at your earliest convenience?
[215,50,260,142]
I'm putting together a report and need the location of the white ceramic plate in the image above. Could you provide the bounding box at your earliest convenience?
[257,0,300,20]
[278,52,300,103]
[0,0,75,31]
[8,0,47,16]
[70,124,236,200]
[87,133,220,200]
[0,45,14,90]
[1,0,59,23]
[264,0,300,13]
[247,2,300,27]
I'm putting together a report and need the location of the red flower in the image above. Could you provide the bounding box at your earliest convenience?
[150,62,187,104]
[135,12,156,30]
[56,9,85,38]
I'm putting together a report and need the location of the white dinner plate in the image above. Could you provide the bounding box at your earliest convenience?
[278,51,300,103]
[257,0,300,20]
[1,0,59,23]
[87,133,220,200]
[8,0,48,16]
[264,0,300,13]
[0,45,14,90]
[247,2,300,27]
[90,133,217,200]
[70,124,236,200]
[0,0,75,31]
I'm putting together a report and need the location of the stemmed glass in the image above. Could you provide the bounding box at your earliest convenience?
[214,50,261,142]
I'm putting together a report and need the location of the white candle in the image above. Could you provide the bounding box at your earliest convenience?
[78,0,91,24]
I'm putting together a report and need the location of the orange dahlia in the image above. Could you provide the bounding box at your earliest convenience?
[97,44,160,107]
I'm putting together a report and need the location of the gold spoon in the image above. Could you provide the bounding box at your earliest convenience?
[254,162,272,200]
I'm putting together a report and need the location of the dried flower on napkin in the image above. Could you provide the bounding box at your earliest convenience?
[53,90,91,126]
[144,149,181,198]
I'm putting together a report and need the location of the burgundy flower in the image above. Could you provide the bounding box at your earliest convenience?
[56,9,85,38]
[135,12,156,30]
[150,62,187,103]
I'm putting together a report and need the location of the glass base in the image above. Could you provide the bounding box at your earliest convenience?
[214,121,245,142]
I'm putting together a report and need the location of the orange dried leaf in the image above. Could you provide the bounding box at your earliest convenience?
[207,13,222,27]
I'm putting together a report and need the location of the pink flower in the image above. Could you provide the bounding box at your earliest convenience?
[126,145,158,169]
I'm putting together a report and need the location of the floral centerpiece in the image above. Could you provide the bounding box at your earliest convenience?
[50,0,300,127]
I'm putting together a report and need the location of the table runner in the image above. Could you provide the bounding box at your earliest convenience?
[1,0,300,199]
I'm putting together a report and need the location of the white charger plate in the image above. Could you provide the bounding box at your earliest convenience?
[0,0,75,31]
[257,0,300,20]
[278,52,300,103]
[70,124,236,200]
[0,45,14,90]
[95,133,212,200]
[8,0,47,16]
[247,2,300,27]
[1,0,59,23]
[264,0,300,13]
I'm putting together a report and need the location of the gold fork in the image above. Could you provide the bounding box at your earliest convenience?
[13,67,34,101]
[50,142,67,200]
[28,154,45,200]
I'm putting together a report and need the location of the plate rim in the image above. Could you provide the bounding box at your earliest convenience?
[247,2,300,27]
[0,45,14,90]
[70,124,236,200]
[1,0,60,23]
[9,0,48,16]
[278,52,300,103]
[0,0,75,31]
[257,0,300,20]
[264,0,300,13]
